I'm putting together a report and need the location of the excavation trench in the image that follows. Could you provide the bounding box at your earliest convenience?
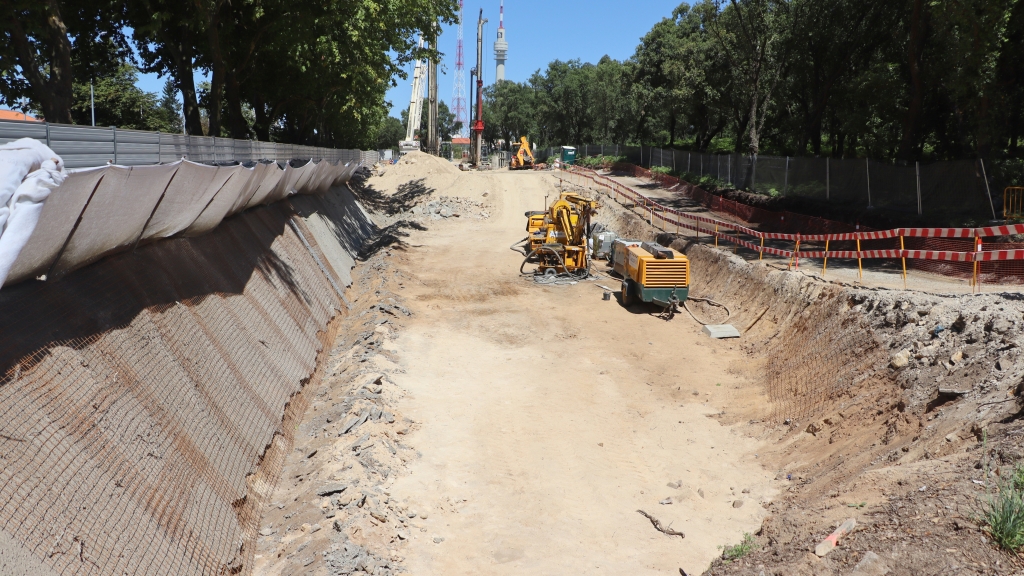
[3,154,1023,576]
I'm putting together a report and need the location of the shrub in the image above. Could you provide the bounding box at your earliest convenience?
[984,463,1024,551]
[719,533,758,561]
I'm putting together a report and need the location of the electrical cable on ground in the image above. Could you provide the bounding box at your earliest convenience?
[682,296,731,326]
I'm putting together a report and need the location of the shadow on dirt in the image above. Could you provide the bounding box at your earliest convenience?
[350,176,435,216]
[358,220,428,260]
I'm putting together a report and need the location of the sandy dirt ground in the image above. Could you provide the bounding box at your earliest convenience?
[381,169,777,575]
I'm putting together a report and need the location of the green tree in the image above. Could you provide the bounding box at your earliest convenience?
[157,78,184,133]
[401,99,463,142]
[375,116,406,150]
[483,81,536,148]
[1,0,128,123]
[69,62,171,131]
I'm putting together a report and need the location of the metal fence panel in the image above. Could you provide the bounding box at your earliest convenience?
[111,128,160,166]
[46,124,115,168]
[0,120,47,146]
[0,120,368,168]
[161,133,189,163]
[571,143,996,221]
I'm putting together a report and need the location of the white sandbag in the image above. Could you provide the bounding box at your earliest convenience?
[0,139,68,287]
[3,168,106,285]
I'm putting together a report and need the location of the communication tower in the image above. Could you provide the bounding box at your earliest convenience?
[451,1,468,138]
[494,1,507,81]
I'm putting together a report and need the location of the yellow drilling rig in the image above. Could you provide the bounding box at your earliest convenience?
[513,191,599,278]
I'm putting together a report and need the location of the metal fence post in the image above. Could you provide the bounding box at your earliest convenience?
[751,154,757,191]
[980,159,996,220]
[158,131,162,164]
[916,161,922,215]
[866,158,872,207]
[687,152,691,174]
[784,156,789,195]
[112,126,118,164]
[45,122,50,148]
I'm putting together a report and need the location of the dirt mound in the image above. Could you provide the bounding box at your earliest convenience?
[367,152,463,202]
[382,151,461,179]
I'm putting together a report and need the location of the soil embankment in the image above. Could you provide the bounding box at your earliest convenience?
[0,184,372,575]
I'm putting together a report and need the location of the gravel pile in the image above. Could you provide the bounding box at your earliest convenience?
[409,195,489,220]
[254,250,426,575]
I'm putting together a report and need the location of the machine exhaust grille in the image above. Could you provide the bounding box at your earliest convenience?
[642,260,689,287]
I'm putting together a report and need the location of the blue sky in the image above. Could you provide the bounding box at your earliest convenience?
[135,1,684,118]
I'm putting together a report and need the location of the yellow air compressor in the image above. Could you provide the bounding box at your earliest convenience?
[611,240,690,314]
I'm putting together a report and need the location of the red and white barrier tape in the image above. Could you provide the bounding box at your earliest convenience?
[566,166,1024,264]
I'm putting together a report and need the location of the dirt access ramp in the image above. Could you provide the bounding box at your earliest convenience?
[257,167,783,576]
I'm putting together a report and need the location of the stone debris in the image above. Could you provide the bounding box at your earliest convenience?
[253,249,421,575]
[413,196,489,221]
[317,484,348,497]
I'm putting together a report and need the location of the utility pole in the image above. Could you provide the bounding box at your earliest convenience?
[472,9,487,166]
[427,40,439,155]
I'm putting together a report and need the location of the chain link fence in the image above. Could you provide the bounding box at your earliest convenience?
[552,144,1000,225]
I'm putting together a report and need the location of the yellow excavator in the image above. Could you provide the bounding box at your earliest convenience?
[513,191,599,278]
[509,136,535,170]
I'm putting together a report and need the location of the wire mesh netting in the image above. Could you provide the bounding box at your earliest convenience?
[572,145,999,223]
[0,200,346,575]
[763,298,889,423]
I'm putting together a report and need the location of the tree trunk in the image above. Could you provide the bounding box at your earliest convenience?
[8,0,74,124]
[747,95,760,155]
[1009,101,1020,158]
[225,70,248,139]
[201,2,227,138]
[252,96,271,142]
[733,114,749,153]
[166,33,204,135]
[898,0,925,161]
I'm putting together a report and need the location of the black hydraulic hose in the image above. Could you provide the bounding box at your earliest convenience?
[510,237,530,256]
[519,244,568,276]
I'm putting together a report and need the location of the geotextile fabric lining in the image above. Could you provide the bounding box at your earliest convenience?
[1,159,359,288]
[0,185,374,575]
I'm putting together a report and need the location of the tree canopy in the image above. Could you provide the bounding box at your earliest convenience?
[482,0,1024,163]
[1,0,458,148]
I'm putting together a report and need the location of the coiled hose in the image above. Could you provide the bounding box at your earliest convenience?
[682,296,732,325]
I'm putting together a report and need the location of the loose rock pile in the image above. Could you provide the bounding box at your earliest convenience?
[409,195,489,220]
[253,250,426,575]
